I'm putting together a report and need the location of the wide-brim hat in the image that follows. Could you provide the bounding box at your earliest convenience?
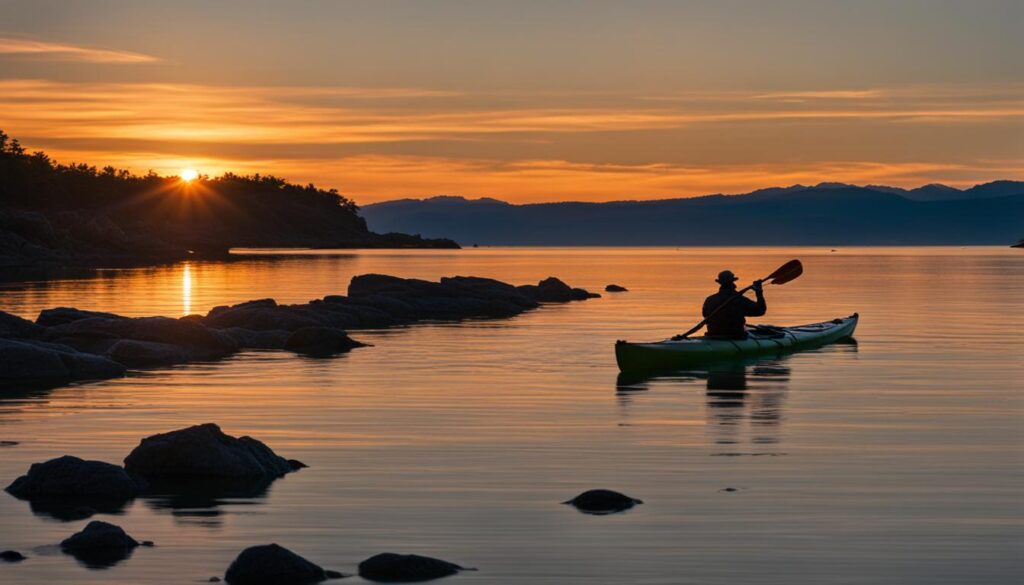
[716,270,738,284]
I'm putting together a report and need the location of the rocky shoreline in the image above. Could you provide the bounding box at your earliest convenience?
[0,273,598,390]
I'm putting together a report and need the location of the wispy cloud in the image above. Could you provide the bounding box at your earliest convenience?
[753,89,886,100]
[0,37,158,63]
[2,80,1020,148]
[1,79,1020,202]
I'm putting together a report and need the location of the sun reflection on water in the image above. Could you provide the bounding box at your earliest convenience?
[182,262,192,316]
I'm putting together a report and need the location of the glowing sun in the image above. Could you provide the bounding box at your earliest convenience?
[180,168,199,182]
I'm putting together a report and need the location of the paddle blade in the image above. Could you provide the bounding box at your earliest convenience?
[766,259,803,285]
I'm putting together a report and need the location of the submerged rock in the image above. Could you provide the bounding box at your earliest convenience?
[6,455,144,500]
[358,553,469,582]
[0,550,26,562]
[224,543,340,585]
[605,284,628,292]
[60,520,140,568]
[123,423,296,479]
[283,326,365,356]
[563,489,643,514]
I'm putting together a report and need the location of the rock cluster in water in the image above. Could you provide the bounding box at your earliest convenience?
[0,274,597,389]
[4,424,301,521]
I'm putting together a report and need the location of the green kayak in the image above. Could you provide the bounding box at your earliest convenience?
[615,314,858,374]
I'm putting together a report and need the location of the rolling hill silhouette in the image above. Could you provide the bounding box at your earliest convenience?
[362,182,1024,246]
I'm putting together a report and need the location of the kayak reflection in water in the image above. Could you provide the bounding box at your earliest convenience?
[702,269,766,340]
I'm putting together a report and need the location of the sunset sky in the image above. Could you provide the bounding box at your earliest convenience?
[1,0,1021,203]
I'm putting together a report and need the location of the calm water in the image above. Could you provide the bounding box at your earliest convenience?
[0,247,1021,585]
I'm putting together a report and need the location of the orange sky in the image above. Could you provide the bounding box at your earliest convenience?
[1,1,1021,203]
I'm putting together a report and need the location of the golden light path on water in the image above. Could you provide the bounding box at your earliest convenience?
[0,247,1020,585]
[181,261,192,316]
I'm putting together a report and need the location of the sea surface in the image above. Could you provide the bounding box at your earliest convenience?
[0,247,1021,584]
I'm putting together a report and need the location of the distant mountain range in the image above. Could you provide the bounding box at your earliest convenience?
[362,181,1024,246]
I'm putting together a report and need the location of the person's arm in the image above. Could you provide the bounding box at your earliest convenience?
[745,280,767,317]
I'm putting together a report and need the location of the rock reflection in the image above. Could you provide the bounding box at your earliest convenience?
[141,477,277,528]
[27,497,130,522]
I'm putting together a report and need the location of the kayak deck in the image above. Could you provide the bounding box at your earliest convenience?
[615,314,858,374]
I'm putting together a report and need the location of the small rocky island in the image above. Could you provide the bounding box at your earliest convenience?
[0,273,598,389]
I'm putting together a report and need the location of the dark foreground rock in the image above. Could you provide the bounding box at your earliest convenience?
[605,284,628,292]
[358,553,470,582]
[225,544,342,585]
[124,423,297,479]
[0,550,26,562]
[0,274,597,390]
[563,489,643,514]
[60,520,141,568]
[6,455,144,500]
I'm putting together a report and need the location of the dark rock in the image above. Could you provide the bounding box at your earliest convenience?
[358,552,468,582]
[0,338,125,388]
[283,327,365,356]
[0,338,69,385]
[47,316,237,359]
[720,487,739,492]
[519,277,599,302]
[0,550,26,562]
[219,328,291,350]
[204,302,323,332]
[36,307,125,327]
[287,459,308,470]
[605,284,628,292]
[210,578,222,583]
[563,489,642,514]
[224,543,335,585]
[106,339,194,367]
[0,310,44,339]
[124,423,296,479]
[0,441,18,447]
[60,520,140,568]
[326,294,418,320]
[6,455,144,500]
[65,351,128,380]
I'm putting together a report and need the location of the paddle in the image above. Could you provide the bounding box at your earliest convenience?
[675,259,803,339]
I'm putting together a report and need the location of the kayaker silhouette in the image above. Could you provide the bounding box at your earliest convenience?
[701,270,766,339]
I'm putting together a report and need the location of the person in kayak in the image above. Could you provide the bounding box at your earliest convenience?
[702,270,766,339]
